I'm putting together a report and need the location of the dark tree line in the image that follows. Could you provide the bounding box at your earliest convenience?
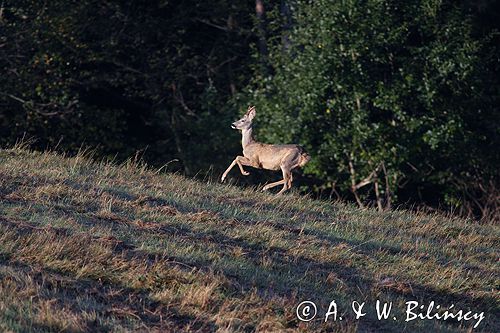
[1,1,498,221]
[1,0,256,172]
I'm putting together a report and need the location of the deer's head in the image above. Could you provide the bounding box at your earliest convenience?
[231,106,256,130]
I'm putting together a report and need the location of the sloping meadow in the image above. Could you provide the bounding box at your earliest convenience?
[0,148,498,332]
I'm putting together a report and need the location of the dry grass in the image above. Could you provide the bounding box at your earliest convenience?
[0,147,498,332]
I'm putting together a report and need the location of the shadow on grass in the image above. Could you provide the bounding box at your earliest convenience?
[0,231,213,332]
[1,172,498,332]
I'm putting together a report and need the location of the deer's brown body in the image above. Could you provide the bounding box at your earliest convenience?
[221,106,310,194]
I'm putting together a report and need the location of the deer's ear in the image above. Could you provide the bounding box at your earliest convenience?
[247,107,256,120]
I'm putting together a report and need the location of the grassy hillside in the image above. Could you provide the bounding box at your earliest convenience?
[0,147,498,333]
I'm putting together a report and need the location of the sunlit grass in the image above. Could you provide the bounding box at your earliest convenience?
[0,147,498,332]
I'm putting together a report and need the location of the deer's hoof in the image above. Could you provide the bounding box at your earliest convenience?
[221,176,226,183]
[242,171,250,176]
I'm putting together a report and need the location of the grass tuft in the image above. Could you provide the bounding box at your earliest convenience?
[0,148,498,332]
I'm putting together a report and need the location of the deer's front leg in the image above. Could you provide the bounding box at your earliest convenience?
[221,156,250,182]
[221,159,237,182]
[235,156,251,176]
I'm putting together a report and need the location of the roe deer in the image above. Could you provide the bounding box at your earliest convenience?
[221,106,310,194]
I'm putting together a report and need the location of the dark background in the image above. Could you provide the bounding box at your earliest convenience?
[1,0,498,221]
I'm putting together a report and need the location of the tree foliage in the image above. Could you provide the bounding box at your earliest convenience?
[245,0,499,218]
[0,0,498,219]
[0,0,255,170]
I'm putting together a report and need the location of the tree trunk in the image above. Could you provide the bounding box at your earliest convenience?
[280,0,292,51]
[255,0,269,74]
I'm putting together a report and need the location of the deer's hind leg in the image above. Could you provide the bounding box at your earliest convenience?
[262,178,286,191]
[262,165,292,194]
[287,172,293,188]
[280,154,300,193]
[277,166,292,195]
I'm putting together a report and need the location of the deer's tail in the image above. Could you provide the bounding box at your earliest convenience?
[298,151,311,168]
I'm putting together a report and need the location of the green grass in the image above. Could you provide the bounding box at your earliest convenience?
[0,147,498,332]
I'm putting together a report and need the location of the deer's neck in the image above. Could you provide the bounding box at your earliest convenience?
[241,127,255,148]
